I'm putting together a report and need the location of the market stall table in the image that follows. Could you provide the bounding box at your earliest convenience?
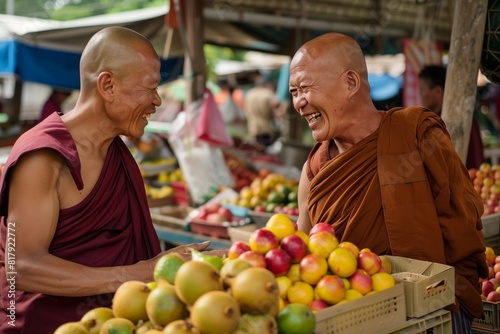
[153,223,232,250]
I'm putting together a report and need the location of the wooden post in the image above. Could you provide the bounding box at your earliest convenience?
[183,0,206,108]
[441,0,488,162]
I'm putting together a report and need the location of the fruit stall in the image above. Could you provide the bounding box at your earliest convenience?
[55,213,459,334]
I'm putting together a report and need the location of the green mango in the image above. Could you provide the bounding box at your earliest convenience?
[190,248,224,271]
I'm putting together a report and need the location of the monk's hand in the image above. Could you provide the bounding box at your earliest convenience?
[166,241,217,261]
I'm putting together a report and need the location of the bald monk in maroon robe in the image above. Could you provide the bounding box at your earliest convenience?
[290,33,488,332]
[0,27,214,333]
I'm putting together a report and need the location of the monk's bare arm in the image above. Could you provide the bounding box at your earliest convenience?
[6,150,210,297]
[297,163,312,234]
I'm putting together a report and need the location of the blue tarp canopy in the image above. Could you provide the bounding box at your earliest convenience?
[0,8,187,90]
[0,6,283,90]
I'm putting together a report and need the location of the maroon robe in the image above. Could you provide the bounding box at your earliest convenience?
[0,113,161,333]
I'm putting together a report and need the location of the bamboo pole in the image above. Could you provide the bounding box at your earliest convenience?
[441,0,488,162]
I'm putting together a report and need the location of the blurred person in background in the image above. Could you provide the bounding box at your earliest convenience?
[38,87,73,123]
[244,76,284,150]
[418,65,485,169]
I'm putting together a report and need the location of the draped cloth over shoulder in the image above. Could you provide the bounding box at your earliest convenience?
[306,107,488,318]
[0,113,161,333]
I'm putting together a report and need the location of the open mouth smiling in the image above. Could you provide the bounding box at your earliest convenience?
[306,112,321,123]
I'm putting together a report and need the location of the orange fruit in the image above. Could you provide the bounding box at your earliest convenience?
[265,213,296,241]
[277,304,316,334]
[287,282,314,305]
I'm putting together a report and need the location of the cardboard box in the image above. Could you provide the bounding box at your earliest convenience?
[388,256,455,318]
[314,283,406,334]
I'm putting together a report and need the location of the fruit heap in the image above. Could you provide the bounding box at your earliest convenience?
[192,202,234,224]
[53,227,316,334]
[155,168,184,184]
[480,246,500,302]
[468,162,500,215]
[227,214,395,313]
[224,153,259,191]
[225,173,299,216]
[54,214,395,334]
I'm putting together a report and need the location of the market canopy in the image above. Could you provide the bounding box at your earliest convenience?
[0,6,280,90]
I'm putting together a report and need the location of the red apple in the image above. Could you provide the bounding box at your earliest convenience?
[238,250,266,268]
[495,271,500,281]
[206,213,228,223]
[249,228,279,254]
[308,299,329,312]
[217,206,233,221]
[280,234,307,263]
[227,241,251,260]
[483,280,495,297]
[265,248,291,276]
[204,201,222,213]
[349,269,373,295]
[487,290,500,302]
[253,205,266,213]
[196,207,209,220]
[309,222,335,237]
[357,251,382,275]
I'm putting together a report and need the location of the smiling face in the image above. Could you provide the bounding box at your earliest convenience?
[79,27,162,139]
[110,50,162,139]
[289,34,367,143]
[289,50,347,143]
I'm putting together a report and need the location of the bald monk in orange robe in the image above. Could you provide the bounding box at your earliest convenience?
[290,32,488,332]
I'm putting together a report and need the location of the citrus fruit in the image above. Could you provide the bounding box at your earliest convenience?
[327,247,358,278]
[277,303,316,334]
[287,281,314,305]
[371,272,396,292]
[307,231,339,258]
[265,213,296,241]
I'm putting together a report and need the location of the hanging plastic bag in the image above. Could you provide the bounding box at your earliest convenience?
[196,88,234,147]
[168,96,234,205]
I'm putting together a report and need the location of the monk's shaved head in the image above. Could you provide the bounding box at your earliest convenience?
[292,32,369,83]
[79,26,158,92]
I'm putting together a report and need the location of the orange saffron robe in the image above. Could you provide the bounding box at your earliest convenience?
[306,106,488,318]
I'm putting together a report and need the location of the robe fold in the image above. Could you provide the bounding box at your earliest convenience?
[306,106,488,318]
[0,113,161,333]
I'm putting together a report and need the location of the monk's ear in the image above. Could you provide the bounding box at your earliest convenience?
[345,70,361,100]
[96,71,115,102]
